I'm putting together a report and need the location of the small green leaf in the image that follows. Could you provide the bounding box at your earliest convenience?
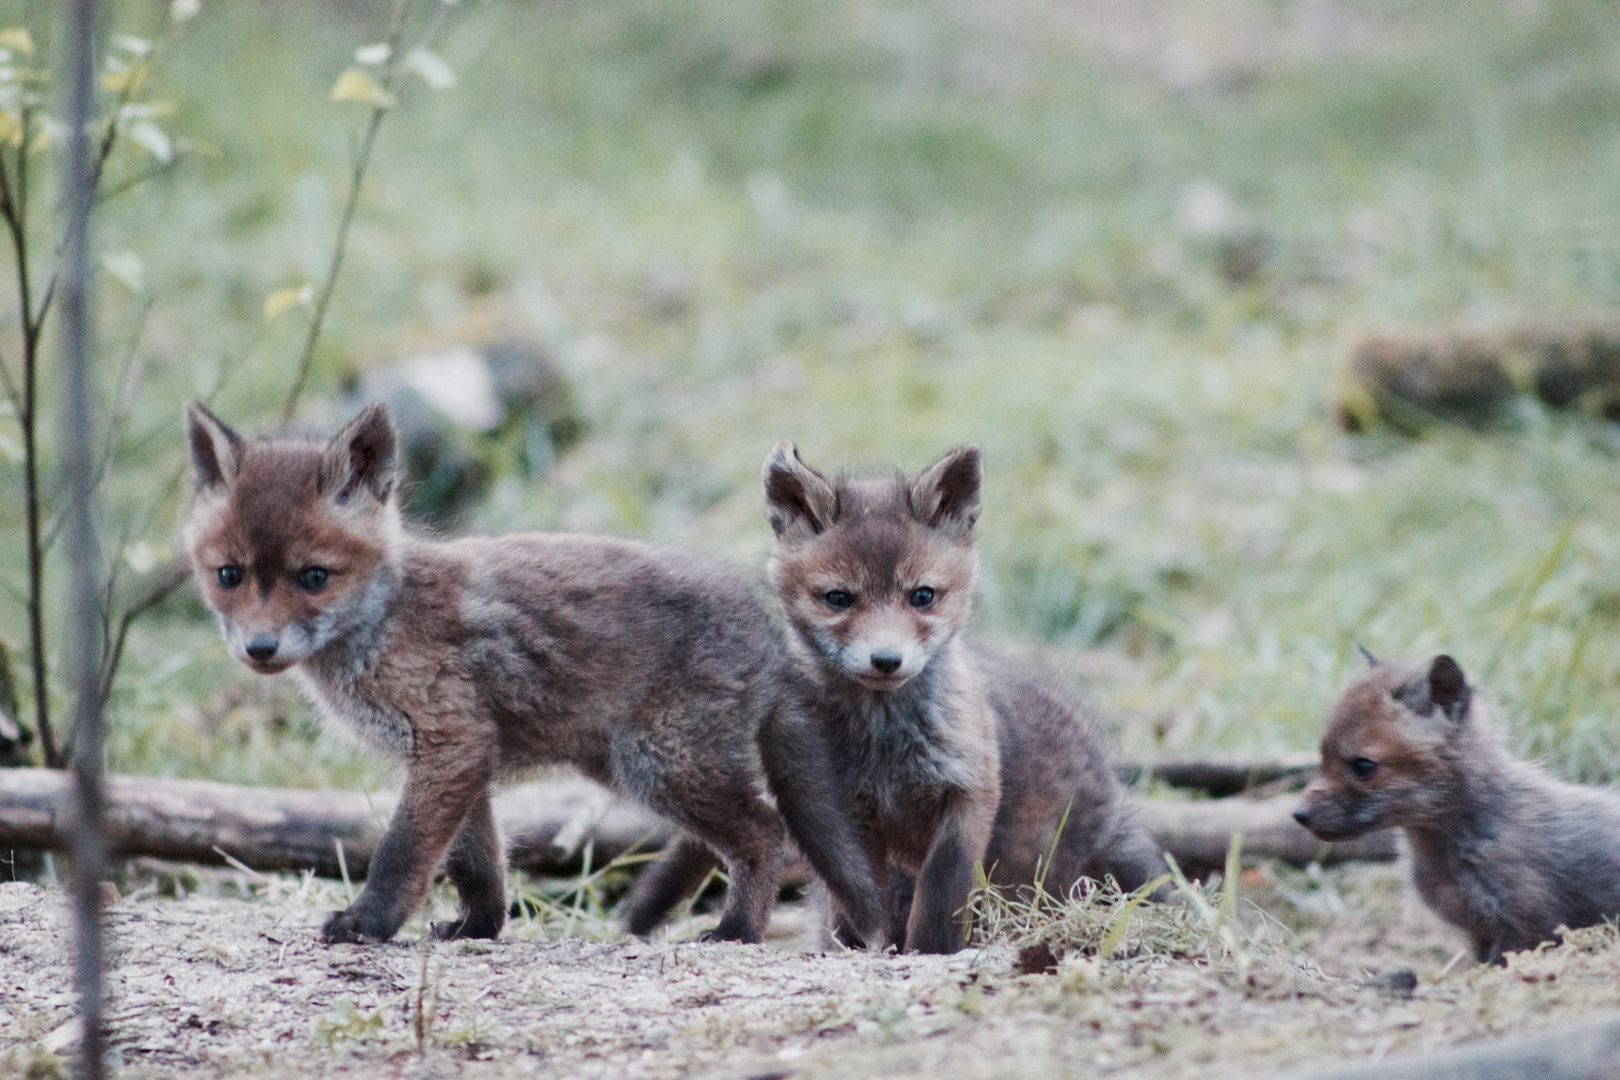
[101,251,145,292]
[102,61,147,94]
[127,120,172,163]
[0,29,34,56]
[354,42,391,66]
[170,0,201,23]
[264,284,314,321]
[330,68,393,107]
[406,48,455,90]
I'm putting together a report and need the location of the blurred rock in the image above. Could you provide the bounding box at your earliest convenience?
[1340,319,1620,433]
[349,337,582,526]
[1343,331,1514,431]
[483,337,584,457]
[1177,181,1274,286]
[1521,322,1620,414]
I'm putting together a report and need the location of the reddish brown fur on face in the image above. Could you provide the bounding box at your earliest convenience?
[186,441,395,672]
[771,473,980,689]
[1296,663,1451,840]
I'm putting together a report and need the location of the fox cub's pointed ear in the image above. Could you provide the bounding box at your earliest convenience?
[1426,655,1471,723]
[185,400,242,493]
[320,403,399,506]
[1394,654,1472,725]
[762,439,837,539]
[910,445,981,533]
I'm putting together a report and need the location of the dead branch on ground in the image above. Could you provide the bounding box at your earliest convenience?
[0,769,1390,881]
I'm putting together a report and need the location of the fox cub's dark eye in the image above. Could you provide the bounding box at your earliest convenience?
[298,567,330,593]
[217,566,243,589]
[909,586,936,609]
[1349,757,1379,780]
[824,590,854,610]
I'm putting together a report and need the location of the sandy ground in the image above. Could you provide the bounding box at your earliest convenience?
[4,860,1620,1080]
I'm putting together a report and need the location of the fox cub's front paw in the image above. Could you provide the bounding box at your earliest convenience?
[322,909,379,944]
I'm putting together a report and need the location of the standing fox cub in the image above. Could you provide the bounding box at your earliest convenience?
[181,402,881,945]
[1295,652,1620,963]
[762,442,1161,952]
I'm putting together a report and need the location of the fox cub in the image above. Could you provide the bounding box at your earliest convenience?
[181,402,880,945]
[761,441,1161,953]
[1295,651,1620,963]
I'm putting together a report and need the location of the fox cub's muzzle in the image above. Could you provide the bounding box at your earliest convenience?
[869,651,903,675]
[1294,782,1384,841]
[220,614,322,675]
[246,633,280,663]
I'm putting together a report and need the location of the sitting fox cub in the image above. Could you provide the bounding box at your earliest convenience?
[1295,652,1620,963]
[633,441,1157,954]
[760,443,1162,952]
[182,402,880,945]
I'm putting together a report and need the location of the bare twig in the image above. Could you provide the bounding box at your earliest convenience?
[41,299,153,556]
[95,150,189,206]
[0,111,56,768]
[93,558,188,713]
[30,70,137,339]
[280,0,410,424]
[280,0,456,423]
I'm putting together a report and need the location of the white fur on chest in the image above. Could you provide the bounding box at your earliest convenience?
[291,666,413,757]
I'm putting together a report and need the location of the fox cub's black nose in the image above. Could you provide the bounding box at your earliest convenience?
[246,634,280,662]
[1292,807,1311,827]
[870,652,902,675]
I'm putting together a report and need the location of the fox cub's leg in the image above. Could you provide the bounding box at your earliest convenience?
[323,749,495,944]
[613,730,785,943]
[824,836,895,950]
[883,868,915,948]
[906,796,995,954]
[694,801,785,944]
[760,708,884,940]
[622,835,722,937]
[430,792,506,941]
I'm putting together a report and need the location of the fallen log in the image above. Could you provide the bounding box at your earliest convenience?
[0,768,1390,881]
[1114,754,1319,798]
[0,768,670,879]
[1294,1012,1620,1080]
[1136,795,1395,874]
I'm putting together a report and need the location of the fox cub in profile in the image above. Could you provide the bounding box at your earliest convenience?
[1295,651,1620,963]
[761,441,1161,953]
[181,402,880,946]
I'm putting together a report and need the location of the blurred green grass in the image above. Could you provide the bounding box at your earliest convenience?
[6,0,1620,787]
